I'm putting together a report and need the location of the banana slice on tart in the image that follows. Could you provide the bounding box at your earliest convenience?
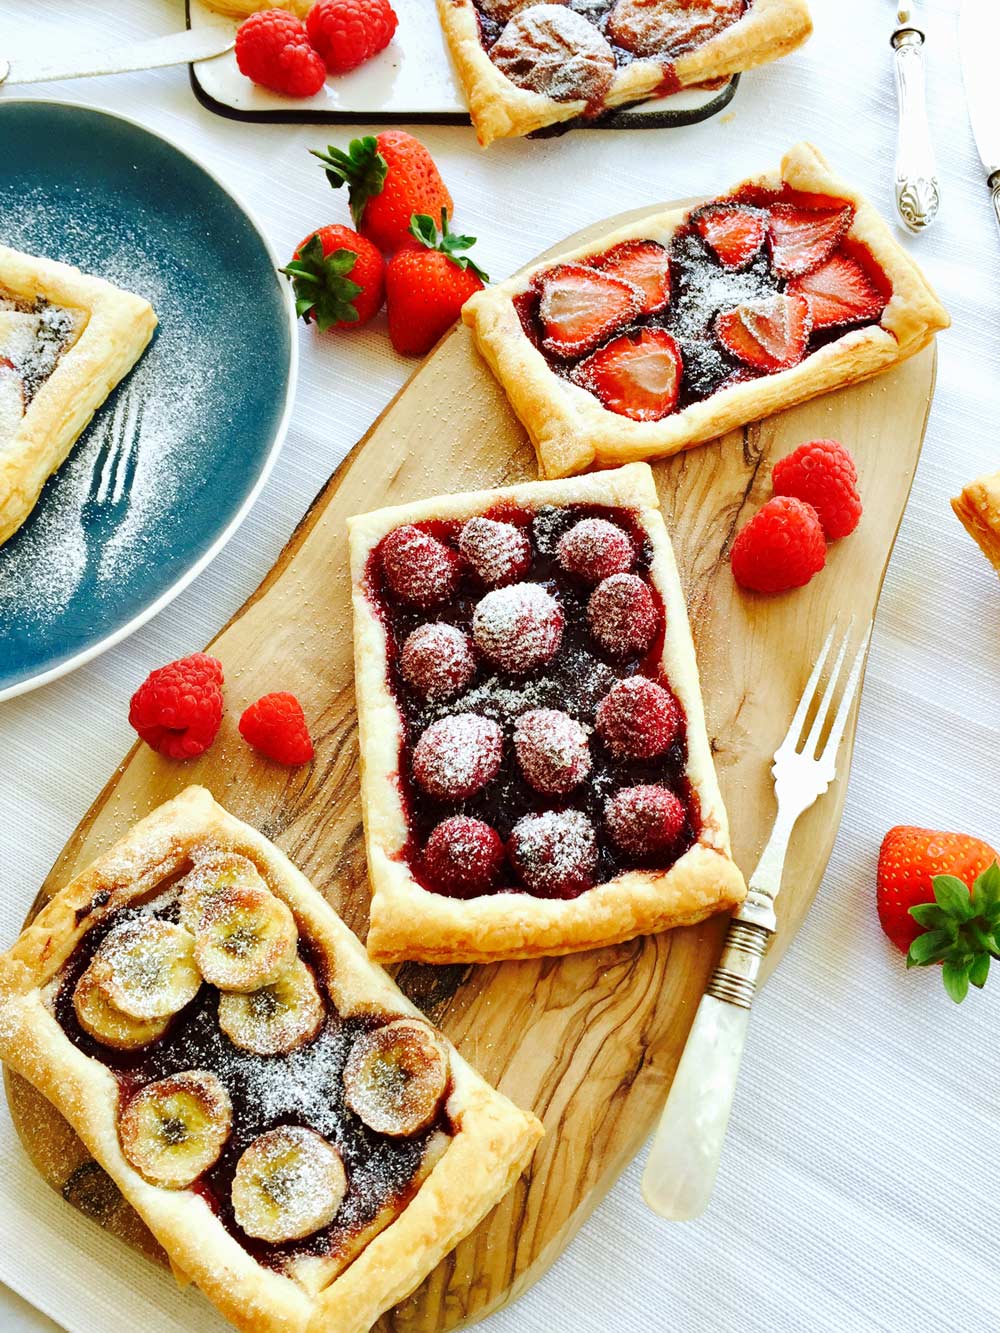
[194,884,298,992]
[119,1070,233,1188]
[343,1018,449,1138]
[73,964,172,1050]
[231,1125,347,1243]
[179,851,269,934]
[90,919,201,1021]
[218,956,324,1056]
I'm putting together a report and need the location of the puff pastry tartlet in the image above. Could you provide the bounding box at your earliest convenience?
[440,0,812,146]
[463,142,949,478]
[0,246,156,546]
[349,462,746,964]
[0,786,542,1333]
[952,469,1000,574]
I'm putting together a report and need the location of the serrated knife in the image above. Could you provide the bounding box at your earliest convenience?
[961,0,1000,237]
[0,26,234,87]
[891,1,940,233]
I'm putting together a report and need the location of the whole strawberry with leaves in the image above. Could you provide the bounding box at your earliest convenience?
[280,225,384,331]
[876,824,1000,1002]
[386,212,487,357]
[310,131,453,254]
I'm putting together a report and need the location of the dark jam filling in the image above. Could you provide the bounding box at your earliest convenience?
[0,288,80,406]
[475,0,747,98]
[367,502,701,898]
[514,188,892,414]
[54,894,450,1274]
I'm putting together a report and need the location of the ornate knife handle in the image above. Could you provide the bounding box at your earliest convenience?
[892,24,940,233]
[988,169,1000,237]
[640,901,774,1221]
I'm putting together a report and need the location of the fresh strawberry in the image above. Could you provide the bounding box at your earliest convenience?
[771,438,862,540]
[716,291,811,373]
[537,264,641,359]
[877,825,1000,1001]
[573,328,681,421]
[280,225,384,330]
[306,0,398,74]
[766,203,853,279]
[235,9,327,98]
[591,240,670,314]
[788,252,886,330]
[385,212,487,357]
[730,495,826,593]
[694,203,765,270]
[311,131,452,254]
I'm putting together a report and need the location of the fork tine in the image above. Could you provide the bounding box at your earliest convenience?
[776,620,838,755]
[802,617,854,758]
[95,393,128,503]
[818,620,873,764]
[112,394,142,504]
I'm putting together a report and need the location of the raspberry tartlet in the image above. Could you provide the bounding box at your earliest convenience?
[463,144,949,478]
[0,787,541,1333]
[349,462,745,963]
[437,0,812,146]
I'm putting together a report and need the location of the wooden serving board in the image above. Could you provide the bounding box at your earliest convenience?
[6,202,937,1332]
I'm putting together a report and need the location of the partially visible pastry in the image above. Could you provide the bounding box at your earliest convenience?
[200,0,309,16]
[952,470,1000,573]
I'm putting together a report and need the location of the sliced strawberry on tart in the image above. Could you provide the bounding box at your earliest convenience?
[464,143,949,478]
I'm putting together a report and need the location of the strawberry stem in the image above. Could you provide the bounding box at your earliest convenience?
[408,210,489,283]
[906,862,1000,1002]
[310,137,387,231]
[279,235,363,331]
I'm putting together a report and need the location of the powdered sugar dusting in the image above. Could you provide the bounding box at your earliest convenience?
[412,712,504,800]
[472,581,564,673]
[490,4,616,102]
[508,808,598,897]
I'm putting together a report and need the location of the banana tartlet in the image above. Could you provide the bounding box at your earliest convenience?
[0,787,542,1333]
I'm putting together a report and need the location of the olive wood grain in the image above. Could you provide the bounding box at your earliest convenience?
[5,199,937,1332]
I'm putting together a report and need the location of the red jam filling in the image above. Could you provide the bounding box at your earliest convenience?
[54,892,450,1273]
[366,501,702,901]
[514,187,891,418]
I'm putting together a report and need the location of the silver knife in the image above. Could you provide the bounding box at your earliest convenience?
[891,1,940,233]
[0,26,234,87]
[961,0,1000,238]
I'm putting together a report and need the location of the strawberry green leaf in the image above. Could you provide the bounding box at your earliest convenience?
[310,137,388,230]
[279,238,363,332]
[906,929,954,967]
[933,875,974,918]
[969,953,991,989]
[408,210,490,283]
[942,960,970,1004]
[908,902,950,930]
[972,861,1000,913]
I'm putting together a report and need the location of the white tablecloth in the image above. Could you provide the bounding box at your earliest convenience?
[2,1,998,1329]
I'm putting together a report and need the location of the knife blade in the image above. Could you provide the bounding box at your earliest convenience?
[891,1,940,233]
[960,0,1000,236]
[0,25,234,87]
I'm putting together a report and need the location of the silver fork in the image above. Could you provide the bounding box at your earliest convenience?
[640,617,873,1221]
[82,388,144,520]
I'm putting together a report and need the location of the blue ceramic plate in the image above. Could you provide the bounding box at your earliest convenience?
[0,100,296,700]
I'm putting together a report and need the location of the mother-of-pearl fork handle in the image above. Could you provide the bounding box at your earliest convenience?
[988,170,1000,239]
[640,919,770,1221]
[892,24,940,233]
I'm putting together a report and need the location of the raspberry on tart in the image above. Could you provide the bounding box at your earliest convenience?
[472,582,564,673]
[412,713,504,799]
[350,465,747,963]
[399,622,477,699]
[605,784,687,857]
[458,516,533,586]
[587,572,661,658]
[379,524,462,607]
[513,708,592,794]
[556,517,634,583]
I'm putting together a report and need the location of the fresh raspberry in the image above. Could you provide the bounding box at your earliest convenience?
[306,0,398,75]
[423,816,505,896]
[380,525,461,608]
[605,785,686,858]
[458,517,532,587]
[411,713,503,800]
[513,709,591,795]
[596,677,682,760]
[238,692,314,765]
[129,653,224,761]
[587,573,660,658]
[508,810,597,899]
[472,583,563,674]
[771,439,862,540]
[235,10,327,98]
[556,517,634,583]
[399,623,475,700]
[730,496,827,594]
